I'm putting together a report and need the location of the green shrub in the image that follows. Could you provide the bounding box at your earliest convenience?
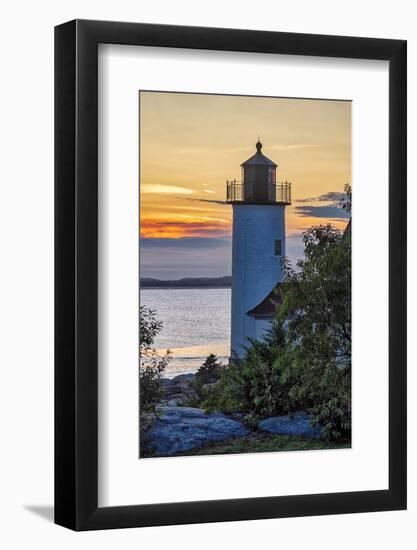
[202,323,303,420]
[202,360,247,414]
[195,354,223,385]
[139,306,170,418]
[188,354,224,405]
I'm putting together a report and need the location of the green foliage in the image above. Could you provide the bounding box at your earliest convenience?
[340,183,352,214]
[202,323,300,420]
[191,354,225,405]
[195,354,223,385]
[279,224,351,441]
[139,306,170,418]
[202,359,248,414]
[280,224,351,364]
[205,220,352,443]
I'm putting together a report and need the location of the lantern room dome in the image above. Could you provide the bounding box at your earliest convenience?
[241,140,277,167]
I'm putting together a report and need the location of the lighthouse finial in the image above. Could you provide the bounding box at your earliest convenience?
[256,136,262,153]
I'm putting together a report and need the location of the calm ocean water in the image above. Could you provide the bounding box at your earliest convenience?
[140,288,231,377]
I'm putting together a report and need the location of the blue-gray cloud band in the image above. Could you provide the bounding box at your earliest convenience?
[295,191,345,204]
[294,205,349,219]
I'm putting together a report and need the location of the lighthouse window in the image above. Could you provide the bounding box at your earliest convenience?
[274,239,282,256]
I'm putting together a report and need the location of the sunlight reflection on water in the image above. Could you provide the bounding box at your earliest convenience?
[140,288,231,377]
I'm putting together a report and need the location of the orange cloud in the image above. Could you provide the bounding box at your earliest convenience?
[141,216,231,239]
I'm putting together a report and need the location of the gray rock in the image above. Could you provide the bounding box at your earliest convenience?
[258,411,321,439]
[160,374,197,406]
[166,373,195,385]
[142,406,249,456]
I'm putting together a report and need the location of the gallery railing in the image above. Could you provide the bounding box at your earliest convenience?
[226,180,291,204]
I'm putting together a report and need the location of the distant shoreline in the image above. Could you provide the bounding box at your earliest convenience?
[142,286,231,290]
[141,276,231,289]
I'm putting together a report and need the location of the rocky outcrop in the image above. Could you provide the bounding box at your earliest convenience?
[141,374,323,457]
[160,374,198,406]
[258,411,321,439]
[141,406,249,456]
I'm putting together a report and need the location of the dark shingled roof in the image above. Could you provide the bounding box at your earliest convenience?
[247,284,283,317]
[241,140,277,168]
[241,151,277,168]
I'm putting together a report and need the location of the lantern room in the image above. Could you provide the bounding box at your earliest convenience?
[226,141,291,205]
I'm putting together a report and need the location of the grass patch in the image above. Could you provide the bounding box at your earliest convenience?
[179,432,350,456]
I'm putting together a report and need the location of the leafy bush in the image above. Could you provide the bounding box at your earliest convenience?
[139,306,170,418]
[278,224,351,441]
[185,354,225,406]
[202,323,300,420]
[202,360,247,414]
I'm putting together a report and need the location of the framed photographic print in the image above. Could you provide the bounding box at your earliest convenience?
[55,20,407,530]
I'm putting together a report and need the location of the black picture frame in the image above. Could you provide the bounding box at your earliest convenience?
[55,19,407,531]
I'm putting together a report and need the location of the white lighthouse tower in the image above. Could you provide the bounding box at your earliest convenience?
[226,140,291,357]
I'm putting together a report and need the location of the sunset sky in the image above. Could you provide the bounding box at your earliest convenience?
[140,92,351,279]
